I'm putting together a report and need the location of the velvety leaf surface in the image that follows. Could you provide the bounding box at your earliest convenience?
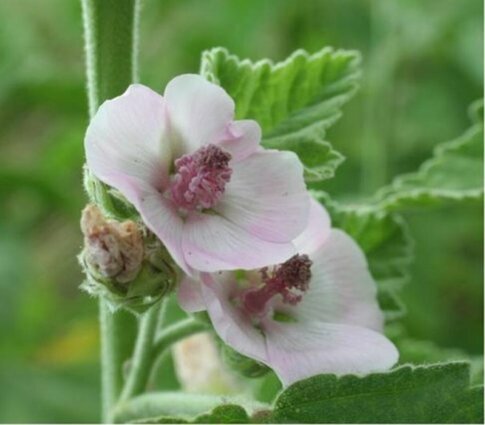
[376,101,484,210]
[263,132,344,181]
[193,404,250,424]
[200,47,360,181]
[271,362,484,423]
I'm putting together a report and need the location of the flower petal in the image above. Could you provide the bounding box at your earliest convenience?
[177,275,205,313]
[136,191,191,275]
[217,120,261,162]
[85,84,171,194]
[264,320,399,386]
[201,271,397,387]
[293,198,331,255]
[164,74,235,157]
[294,229,384,332]
[182,212,296,272]
[200,273,267,362]
[215,150,310,243]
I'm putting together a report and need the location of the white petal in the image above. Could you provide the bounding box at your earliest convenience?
[295,229,384,332]
[182,212,296,272]
[85,84,171,196]
[217,120,261,162]
[293,198,331,255]
[177,275,205,313]
[137,190,191,275]
[264,320,399,386]
[200,273,267,362]
[201,270,397,387]
[164,74,235,157]
[215,150,310,243]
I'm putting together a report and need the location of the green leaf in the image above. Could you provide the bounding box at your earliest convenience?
[272,362,484,423]
[377,289,406,321]
[376,100,484,211]
[193,405,250,424]
[315,192,413,320]
[200,47,361,182]
[263,132,345,181]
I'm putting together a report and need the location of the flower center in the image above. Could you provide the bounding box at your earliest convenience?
[242,254,312,316]
[170,144,232,211]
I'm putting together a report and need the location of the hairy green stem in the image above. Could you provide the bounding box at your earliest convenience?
[153,317,209,359]
[120,303,162,402]
[146,317,209,389]
[81,0,141,421]
[99,303,137,422]
[81,0,140,115]
[156,295,169,330]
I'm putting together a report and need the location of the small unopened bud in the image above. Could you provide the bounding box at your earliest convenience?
[79,204,178,314]
[81,204,143,283]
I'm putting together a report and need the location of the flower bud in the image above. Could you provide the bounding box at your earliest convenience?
[220,343,270,379]
[79,204,178,314]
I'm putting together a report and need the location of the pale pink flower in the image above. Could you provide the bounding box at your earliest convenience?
[179,199,399,386]
[85,75,310,274]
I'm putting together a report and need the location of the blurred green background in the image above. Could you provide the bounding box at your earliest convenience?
[0,0,482,422]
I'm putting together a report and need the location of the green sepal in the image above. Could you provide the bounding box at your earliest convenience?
[191,311,212,325]
[83,165,138,220]
[221,344,271,379]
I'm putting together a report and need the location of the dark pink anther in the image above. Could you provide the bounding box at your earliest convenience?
[170,144,232,211]
[243,254,313,316]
